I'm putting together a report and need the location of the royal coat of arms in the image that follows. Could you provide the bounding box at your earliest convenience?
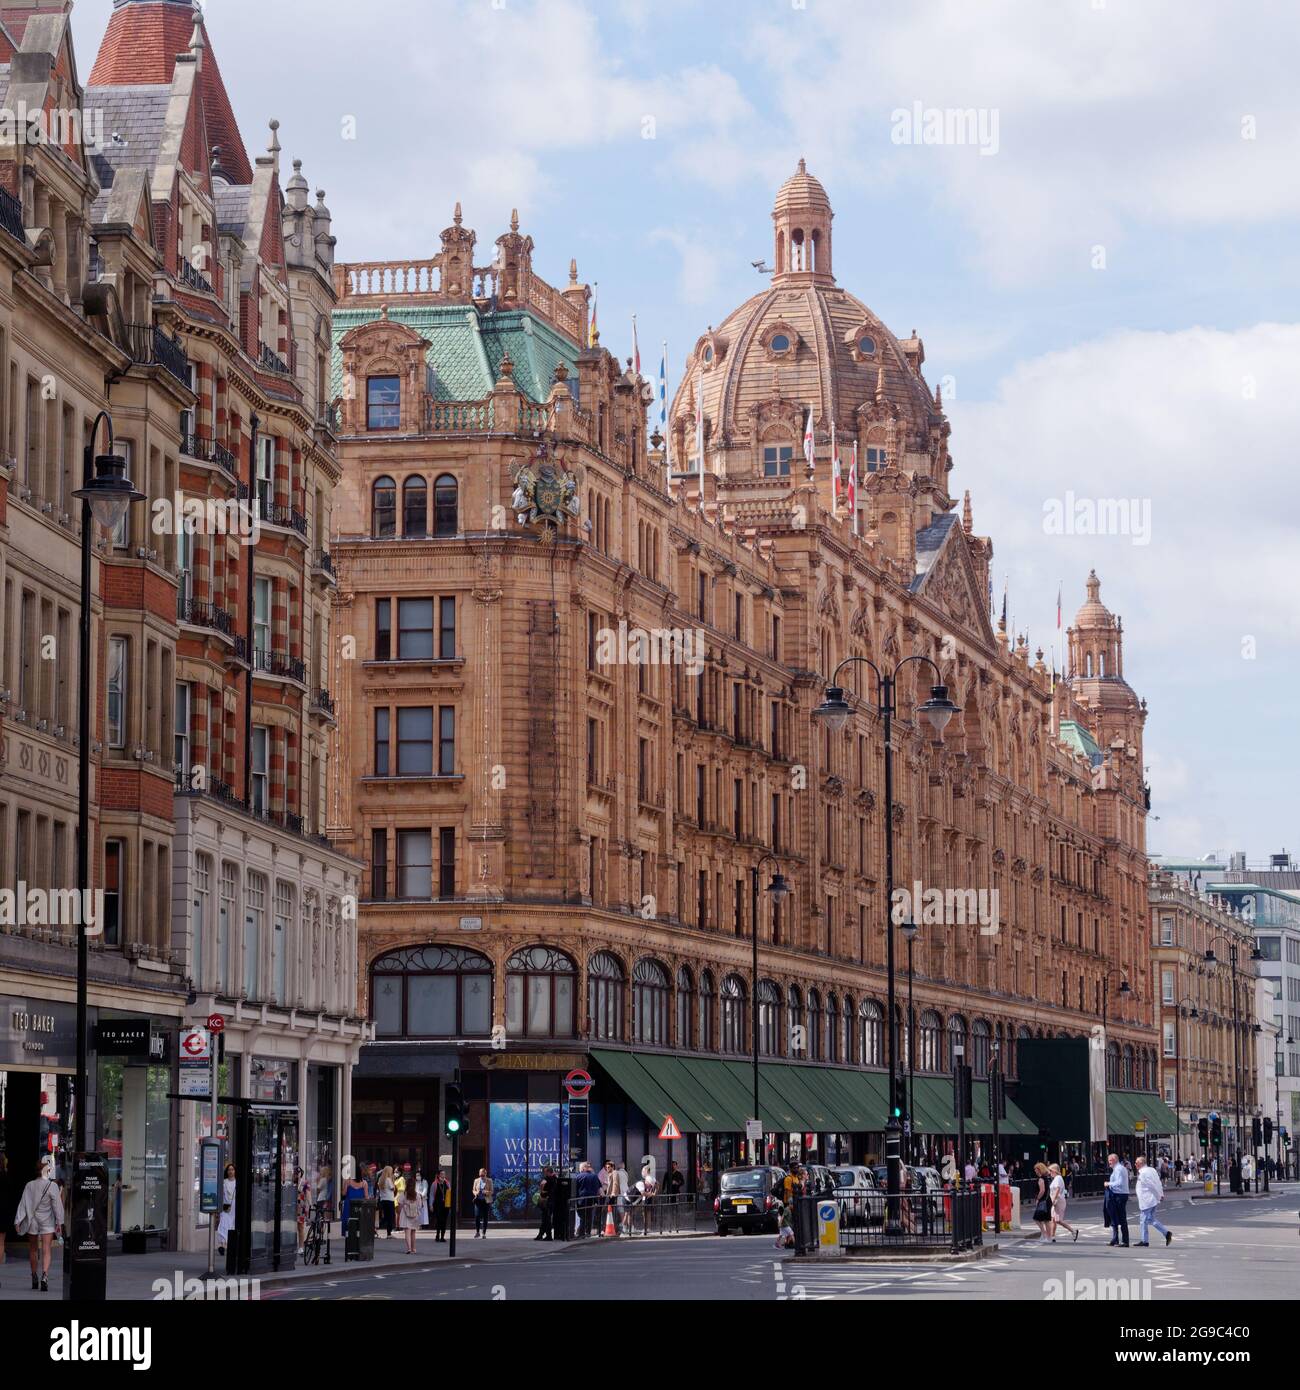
[511,455,581,529]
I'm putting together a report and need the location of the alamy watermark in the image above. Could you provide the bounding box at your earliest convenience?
[0,883,104,933]
[1043,492,1151,547]
[594,620,706,678]
[1,102,105,151]
[890,880,1000,937]
[891,102,1000,156]
[152,1270,261,1301]
[151,492,261,545]
[1044,1271,1152,1301]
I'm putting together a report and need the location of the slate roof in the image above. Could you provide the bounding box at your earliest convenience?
[909,510,959,591]
[214,182,251,238]
[86,84,171,221]
[331,303,581,407]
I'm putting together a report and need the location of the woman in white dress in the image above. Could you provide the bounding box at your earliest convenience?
[216,1163,236,1255]
[414,1170,429,1228]
[16,1161,65,1292]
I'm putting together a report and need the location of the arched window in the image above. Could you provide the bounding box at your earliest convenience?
[372,475,396,537]
[433,473,458,537]
[676,966,694,1050]
[506,945,575,1039]
[843,995,855,1063]
[371,944,492,1038]
[632,958,670,1046]
[826,995,839,1063]
[720,974,747,1054]
[587,951,625,1041]
[402,476,427,537]
[948,1014,968,1071]
[860,1000,883,1068]
[788,986,804,1057]
[972,1019,992,1079]
[698,970,716,1051]
[919,1010,943,1072]
[1106,1041,1121,1089]
[1122,1044,1135,1089]
[806,989,822,1061]
[757,980,780,1056]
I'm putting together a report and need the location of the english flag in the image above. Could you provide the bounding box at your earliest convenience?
[830,421,842,507]
[848,441,859,534]
[803,407,815,472]
[695,373,704,478]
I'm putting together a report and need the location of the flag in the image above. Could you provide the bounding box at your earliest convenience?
[658,343,667,431]
[848,441,859,535]
[831,421,842,507]
[632,314,640,376]
[1056,582,1062,633]
[1000,577,1008,629]
[695,372,704,478]
[588,283,598,348]
[803,406,815,473]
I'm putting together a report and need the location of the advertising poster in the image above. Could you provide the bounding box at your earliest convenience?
[488,1101,568,1218]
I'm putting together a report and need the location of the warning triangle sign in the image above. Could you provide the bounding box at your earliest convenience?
[658,1115,683,1141]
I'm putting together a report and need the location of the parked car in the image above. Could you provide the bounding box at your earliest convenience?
[829,1165,880,1226]
[871,1163,945,1217]
[801,1163,839,1199]
[713,1166,786,1235]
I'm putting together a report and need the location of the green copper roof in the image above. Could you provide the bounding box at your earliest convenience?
[331,304,580,407]
[1058,720,1103,764]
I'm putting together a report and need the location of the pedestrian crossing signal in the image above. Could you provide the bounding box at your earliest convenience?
[444,1082,468,1139]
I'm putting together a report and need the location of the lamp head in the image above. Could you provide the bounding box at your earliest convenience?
[917,684,959,738]
[76,449,144,531]
[766,871,791,905]
[812,685,852,735]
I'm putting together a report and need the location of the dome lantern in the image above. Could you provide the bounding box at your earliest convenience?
[772,158,834,285]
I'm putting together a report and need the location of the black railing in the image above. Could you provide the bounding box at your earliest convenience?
[568,1194,691,1239]
[313,550,336,579]
[181,433,240,480]
[258,341,290,375]
[254,482,308,537]
[178,258,214,295]
[311,688,335,717]
[177,598,234,636]
[126,323,191,386]
[323,402,341,433]
[0,185,24,242]
[253,648,307,683]
[792,1190,983,1254]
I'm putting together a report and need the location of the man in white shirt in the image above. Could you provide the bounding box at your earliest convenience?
[1105,1152,1131,1247]
[963,1160,977,1186]
[1133,1156,1173,1247]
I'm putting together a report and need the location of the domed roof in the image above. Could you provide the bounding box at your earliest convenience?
[1074,570,1115,629]
[773,157,831,215]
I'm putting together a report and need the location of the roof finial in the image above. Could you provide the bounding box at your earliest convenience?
[569,257,578,285]
[797,156,807,174]
[453,201,463,227]
[962,489,972,533]
[934,381,942,408]
[189,2,206,56]
[510,208,519,233]
[875,364,886,402]
[267,119,281,173]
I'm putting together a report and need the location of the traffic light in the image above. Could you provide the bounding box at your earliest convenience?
[1282,1127,1291,1148]
[891,1075,906,1122]
[1210,1116,1223,1149]
[953,1064,973,1119]
[1263,1117,1274,1146]
[990,1070,1007,1121]
[1197,1117,1209,1147]
[444,1082,468,1139]
[1252,1116,1263,1149]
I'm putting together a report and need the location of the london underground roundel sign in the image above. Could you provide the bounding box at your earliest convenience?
[563,1069,594,1099]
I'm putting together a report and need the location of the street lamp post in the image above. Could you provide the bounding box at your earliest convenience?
[1172,995,1199,1173]
[813,656,959,1222]
[1204,935,1263,1183]
[901,920,918,1164]
[70,411,144,1302]
[750,853,790,1165]
[1100,968,1131,1163]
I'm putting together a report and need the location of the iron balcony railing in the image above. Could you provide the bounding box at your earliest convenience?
[310,688,335,718]
[178,258,214,295]
[258,341,290,375]
[180,433,240,480]
[125,323,191,386]
[177,598,234,636]
[313,550,336,579]
[252,648,307,684]
[254,482,308,537]
[0,186,24,242]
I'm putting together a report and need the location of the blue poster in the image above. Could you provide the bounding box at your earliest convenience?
[488,1102,568,1218]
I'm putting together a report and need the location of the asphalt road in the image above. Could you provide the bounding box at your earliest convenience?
[272,1188,1300,1302]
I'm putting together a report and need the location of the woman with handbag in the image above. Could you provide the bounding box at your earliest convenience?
[16,1161,65,1292]
[216,1163,236,1256]
[1031,1162,1054,1241]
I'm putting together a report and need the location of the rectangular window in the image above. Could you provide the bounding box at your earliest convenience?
[396,707,433,776]
[273,883,291,1004]
[367,376,400,430]
[865,446,887,472]
[438,706,456,776]
[638,738,649,803]
[107,637,127,748]
[371,828,388,899]
[174,681,192,774]
[1163,1021,1176,1057]
[245,872,265,999]
[1161,968,1175,1005]
[439,597,456,659]
[254,576,272,658]
[251,726,269,815]
[374,708,390,776]
[733,778,743,838]
[587,718,599,784]
[1160,916,1174,946]
[397,830,432,898]
[762,445,792,477]
[103,839,123,947]
[698,870,708,929]
[375,598,392,660]
[397,598,434,659]
[438,827,456,899]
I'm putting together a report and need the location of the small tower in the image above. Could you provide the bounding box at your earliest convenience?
[437,202,476,301]
[771,158,834,285]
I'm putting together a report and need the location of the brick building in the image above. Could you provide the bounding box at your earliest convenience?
[329,164,1166,1206]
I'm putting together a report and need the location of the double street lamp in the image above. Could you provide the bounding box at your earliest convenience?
[1204,935,1263,1165]
[1171,994,1199,1167]
[813,656,959,1214]
[750,853,791,1164]
[900,919,919,1163]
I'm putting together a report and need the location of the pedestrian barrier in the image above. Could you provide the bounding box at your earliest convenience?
[793,1189,983,1255]
[569,1193,693,1240]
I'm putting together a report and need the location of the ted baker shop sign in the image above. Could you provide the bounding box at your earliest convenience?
[2,999,77,1061]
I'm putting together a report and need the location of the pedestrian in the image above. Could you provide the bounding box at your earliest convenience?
[603,1161,623,1236]
[471,1169,493,1238]
[431,1168,451,1242]
[575,1161,602,1237]
[398,1181,423,1254]
[1048,1163,1079,1242]
[666,1160,685,1199]
[376,1164,397,1238]
[295,1167,311,1254]
[1132,1156,1173,1247]
[0,1153,13,1289]
[535,1165,556,1240]
[1174,1157,1183,1187]
[963,1158,977,1187]
[615,1160,631,1232]
[216,1162,236,1256]
[1031,1162,1054,1241]
[414,1168,429,1228]
[340,1165,368,1238]
[774,1205,795,1250]
[16,1160,64,1292]
[1105,1153,1131,1248]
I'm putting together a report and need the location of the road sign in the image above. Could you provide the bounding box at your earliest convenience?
[179,1026,213,1098]
[745,1118,763,1143]
[180,1026,211,1060]
[658,1115,683,1141]
[206,1013,225,1034]
[563,1068,593,1099]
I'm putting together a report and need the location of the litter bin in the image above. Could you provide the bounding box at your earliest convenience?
[346,1198,377,1262]
[552,1177,571,1241]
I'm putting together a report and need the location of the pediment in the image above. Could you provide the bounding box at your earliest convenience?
[913,518,995,647]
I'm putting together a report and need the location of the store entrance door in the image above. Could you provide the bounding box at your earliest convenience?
[0,1070,72,1215]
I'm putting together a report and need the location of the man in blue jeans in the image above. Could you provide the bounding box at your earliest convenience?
[1106,1152,1130,1247]
[1133,1156,1173,1247]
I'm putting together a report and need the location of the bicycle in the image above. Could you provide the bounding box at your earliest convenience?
[302,1201,331,1266]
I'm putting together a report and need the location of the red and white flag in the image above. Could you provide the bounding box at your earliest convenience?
[848,441,859,534]
[830,421,842,507]
[695,373,705,480]
[803,407,815,473]
[632,313,641,376]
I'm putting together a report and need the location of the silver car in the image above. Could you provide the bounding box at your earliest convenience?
[829,1165,879,1226]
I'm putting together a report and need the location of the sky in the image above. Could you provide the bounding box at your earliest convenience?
[69,0,1300,860]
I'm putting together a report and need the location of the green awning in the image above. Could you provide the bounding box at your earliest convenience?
[1107,1089,1179,1137]
[906,1076,1038,1137]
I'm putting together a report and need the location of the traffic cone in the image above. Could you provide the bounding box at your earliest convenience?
[603,1203,617,1238]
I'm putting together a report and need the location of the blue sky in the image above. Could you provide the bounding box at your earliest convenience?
[71,0,1300,859]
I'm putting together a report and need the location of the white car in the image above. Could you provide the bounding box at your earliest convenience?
[829,1165,880,1226]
